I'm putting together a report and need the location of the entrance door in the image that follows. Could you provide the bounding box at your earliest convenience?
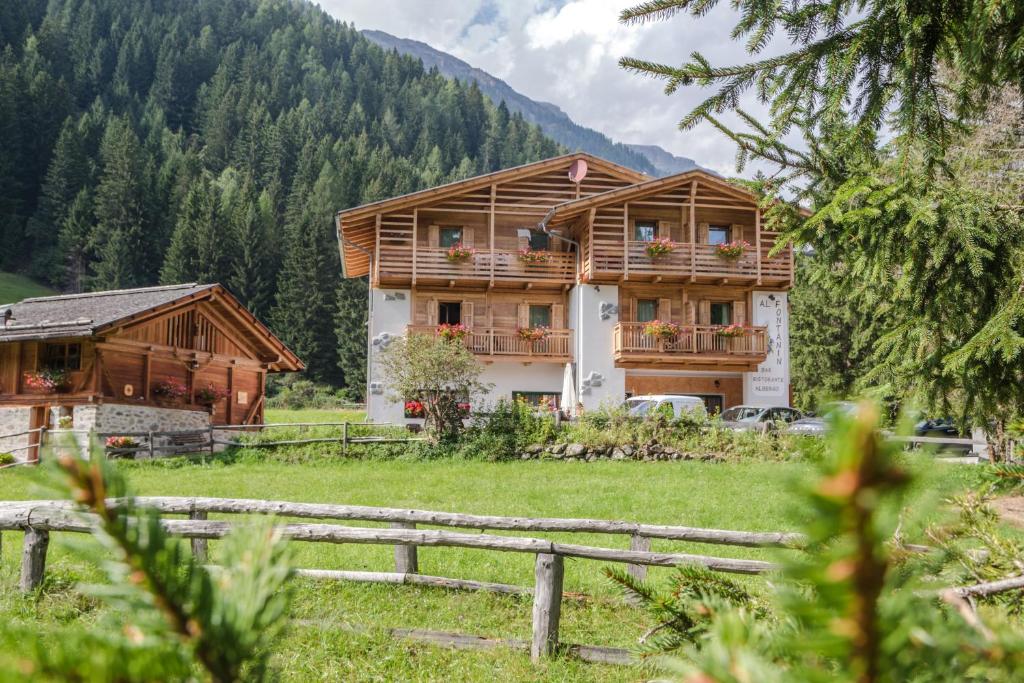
[693,394,724,416]
[27,405,49,463]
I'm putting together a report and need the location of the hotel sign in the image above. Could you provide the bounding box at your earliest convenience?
[743,292,790,406]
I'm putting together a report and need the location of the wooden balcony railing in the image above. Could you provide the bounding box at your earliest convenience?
[379,248,575,286]
[613,323,768,362]
[407,326,572,361]
[591,241,790,282]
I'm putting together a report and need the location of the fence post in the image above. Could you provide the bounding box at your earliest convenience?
[208,426,215,455]
[625,534,651,606]
[390,522,418,574]
[531,552,564,661]
[148,430,155,459]
[20,528,49,592]
[343,422,349,454]
[190,510,208,562]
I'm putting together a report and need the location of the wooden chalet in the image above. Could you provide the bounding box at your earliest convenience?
[0,283,303,433]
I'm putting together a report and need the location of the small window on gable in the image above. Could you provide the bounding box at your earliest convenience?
[438,302,462,325]
[43,343,81,371]
[708,225,731,245]
[634,220,657,242]
[529,230,550,251]
[636,299,657,323]
[528,305,551,328]
[439,227,463,248]
[710,302,732,326]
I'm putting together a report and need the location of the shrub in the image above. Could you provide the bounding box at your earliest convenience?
[0,453,15,465]
[266,377,359,410]
[456,399,557,461]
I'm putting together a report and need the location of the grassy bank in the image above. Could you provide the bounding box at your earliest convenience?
[0,446,984,681]
[0,271,56,303]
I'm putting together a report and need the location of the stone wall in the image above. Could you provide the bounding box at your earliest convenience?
[0,407,32,461]
[73,403,210,434]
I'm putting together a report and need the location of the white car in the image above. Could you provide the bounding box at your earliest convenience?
[720,405,803,432]
[625,395,707,419]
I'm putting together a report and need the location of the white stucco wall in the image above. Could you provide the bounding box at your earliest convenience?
[743,291,791,406]
[366,288,412,423]
[477,363,564,408]
[571,283,626,412]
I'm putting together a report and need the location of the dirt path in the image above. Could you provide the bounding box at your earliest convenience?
[992,496,1024,529]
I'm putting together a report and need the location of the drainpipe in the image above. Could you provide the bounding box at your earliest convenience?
[336,213,375,415]
[537,210,583,413]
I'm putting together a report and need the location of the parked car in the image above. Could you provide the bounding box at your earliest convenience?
[913,417,973,455]
[786,401,858,436]
[720,405,803,432]
[625,395,707,419]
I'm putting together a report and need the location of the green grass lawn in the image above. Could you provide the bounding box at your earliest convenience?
[0,271,56,304]
[0,435,987,681]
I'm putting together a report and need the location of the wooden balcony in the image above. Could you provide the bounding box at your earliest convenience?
[407,326,572,363]
[588,241,791,285]
[378,248,575,289]
[613,322,768,370]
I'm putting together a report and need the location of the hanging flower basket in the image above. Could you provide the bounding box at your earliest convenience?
[642,320,681,340]
[716,323,751,338]
[445,242,475,262]
[517,248,551,263]
[23,369,70,393]
[517,326,550,343]
[645,237,677,259]
[152,377,188,404]
[195,383,229,406]
[715,240,750,260]
[436,323,468,341]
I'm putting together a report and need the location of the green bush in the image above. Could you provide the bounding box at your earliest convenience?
[454,399,558,461]
[266,376,361,410]
[0,452,15,465]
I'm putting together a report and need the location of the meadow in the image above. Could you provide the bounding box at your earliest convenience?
[0,271,56,304]
[0,409,990,681]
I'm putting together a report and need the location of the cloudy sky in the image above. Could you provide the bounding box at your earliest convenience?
[318,0,787,176]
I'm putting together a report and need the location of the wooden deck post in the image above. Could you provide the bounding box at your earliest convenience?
[20,528,49,592]
[531,552,564,661]
[391,522,418,574]
[190,510,208,562]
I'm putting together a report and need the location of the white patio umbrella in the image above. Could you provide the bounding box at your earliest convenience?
[560,362,577,418]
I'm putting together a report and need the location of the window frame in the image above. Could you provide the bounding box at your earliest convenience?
[635,299,658,323]
[512,391,560,410]
[709,301,733,326]
[42,342,82,372]
[438,301,462,326]
[439,226,463,248]
[528,230,550,251]
[707,225,731,245]
[528,304,552,329]
[633,220,658,242]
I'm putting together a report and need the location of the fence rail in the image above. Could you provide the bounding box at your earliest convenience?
[2,496,1019,664]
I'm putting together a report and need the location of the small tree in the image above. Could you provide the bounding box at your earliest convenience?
[379,333,489,440]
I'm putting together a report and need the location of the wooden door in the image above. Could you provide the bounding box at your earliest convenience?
[27,405,49,463]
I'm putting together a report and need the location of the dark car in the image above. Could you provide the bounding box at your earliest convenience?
[913,418,972,454]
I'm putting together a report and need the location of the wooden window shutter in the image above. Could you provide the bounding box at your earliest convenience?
[461,226,474,247]
[698,222,709,244]
[426,299,438,326]
[733,300,746,325]
[731,224,744,242]
[699,299,711,325]
[658,298,672,321]
[630,298,638,323]
[462,301,474,329]
[548,230,561,252]
[517,303,529,328]
[428,225,439,248]
[551,303,564,328]
[686,301,696,325]
[657,221,671,239]
[518,230,530,250]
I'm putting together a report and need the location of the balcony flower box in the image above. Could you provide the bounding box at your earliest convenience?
[717,323,751,338]
[642,320,681,340]
[517,248,551,264]
[23,369,70,394]
[445,242,476,262]
[105,435,139,458]
[436,323,468,341]
[645,237,677,259]
[715,240,750,260]
[151,377,188,405]
[517,326,550,343]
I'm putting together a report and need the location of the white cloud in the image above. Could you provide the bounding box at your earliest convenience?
[317,0,795,176]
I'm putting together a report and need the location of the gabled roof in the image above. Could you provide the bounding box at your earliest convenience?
[0,283,303,372]
[336,152,650,277]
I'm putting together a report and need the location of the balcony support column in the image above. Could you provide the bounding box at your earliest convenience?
[755,208,762,285]
[412,208,418,285]
[689,181,697,283]
[489,184,496,286]
[623,202,630,280]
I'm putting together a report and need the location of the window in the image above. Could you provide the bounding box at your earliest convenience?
[528,230,550,250]
[528,305,551,328]
[43,343,81,371]
[438,301,461,325]
[708,225,731,245]
[710,302,732,326]
[439,227,463,248]
[693,394,724,415]
[634,220,657,242]
[513,391,559,410]
[635,299,657,322]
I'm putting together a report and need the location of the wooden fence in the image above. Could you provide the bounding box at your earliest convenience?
[1,496,1020,664]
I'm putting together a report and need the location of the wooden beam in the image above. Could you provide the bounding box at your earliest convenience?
[391,522,419,574]
[689,181,697,283]
[20,528,48,592]
[142,352,151,400]
[489,184,496,286]
[412,207,418,285]
[374,213,382,286]
[623,201,630,280]
[755,207,762,285]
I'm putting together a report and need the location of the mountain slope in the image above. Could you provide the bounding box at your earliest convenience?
[362,29,699,177]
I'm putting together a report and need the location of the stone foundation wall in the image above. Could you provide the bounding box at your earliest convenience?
[0,407,32,462]
[74,403,210,434]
